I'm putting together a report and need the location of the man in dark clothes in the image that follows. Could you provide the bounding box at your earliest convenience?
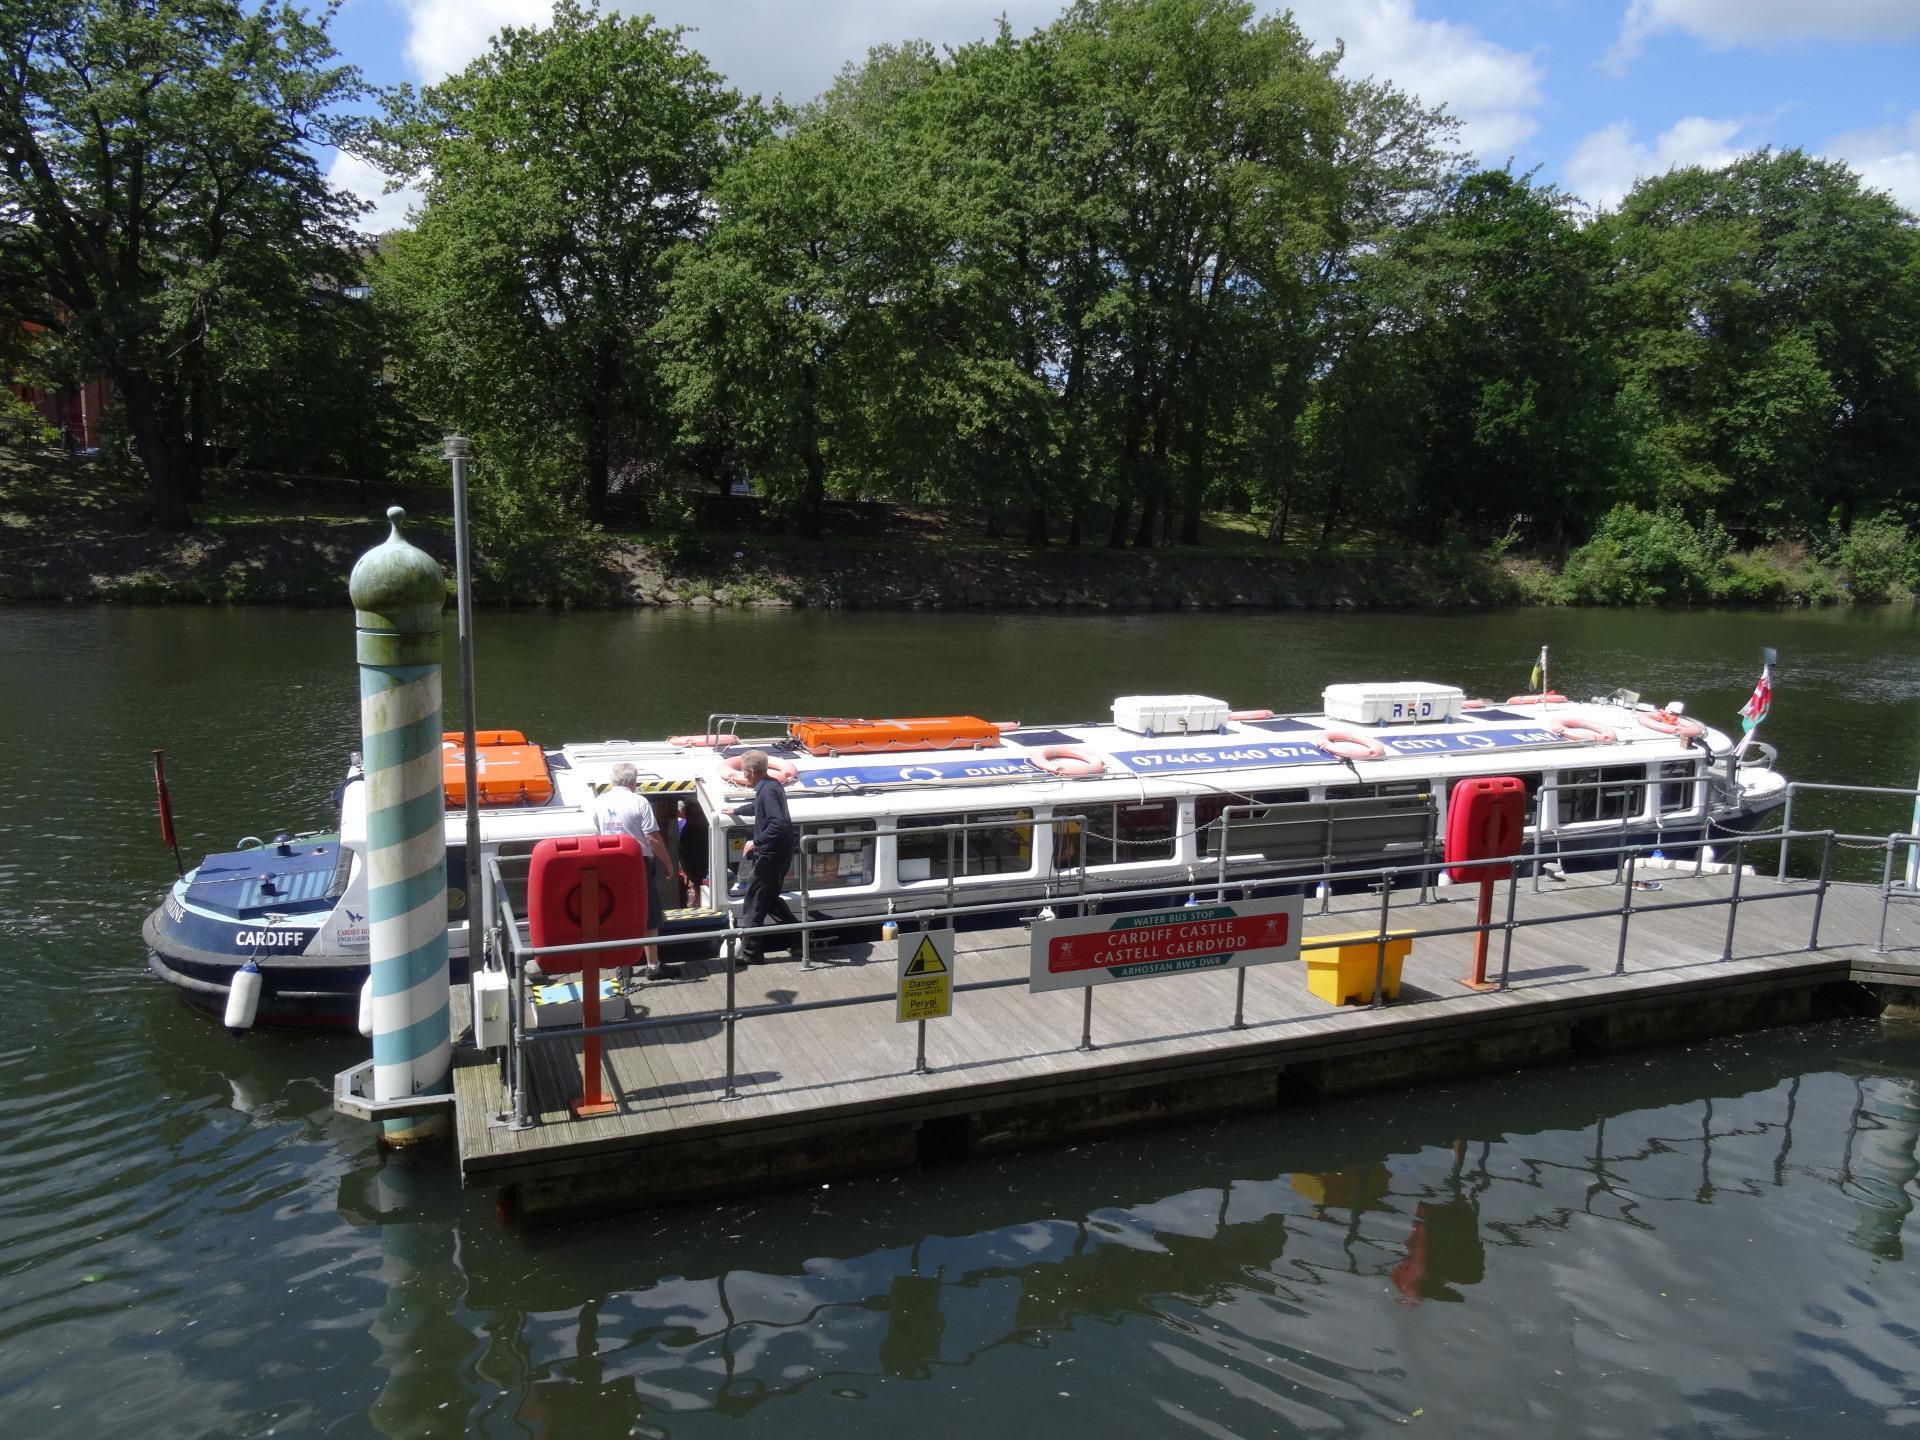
[723,750,798,967]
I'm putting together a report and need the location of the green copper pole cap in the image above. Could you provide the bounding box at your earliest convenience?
[350,505,447,637]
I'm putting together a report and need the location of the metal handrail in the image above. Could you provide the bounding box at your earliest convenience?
[483,828,1846,1128]
[1777,782,1920,881]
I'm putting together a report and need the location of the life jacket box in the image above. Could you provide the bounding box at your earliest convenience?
[525,976,629,1030]
[1112,694,1229,735]
[1323,683,1464,726]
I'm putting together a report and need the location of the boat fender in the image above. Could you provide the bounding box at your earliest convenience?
[1638,709,1705,739]
[1318,729,1386,761]
[224,960,262,1033]
[234,835,264,850]
[668,733,739,748]
[994,721,1022,733]
[357,977,374,1038]
[1504,692,1566,706]
[1036,745,1106,778]
[1460,698,1491,710]
[1551,717,1618,745]
[1227,709,1275,721]
[720,754,799,788]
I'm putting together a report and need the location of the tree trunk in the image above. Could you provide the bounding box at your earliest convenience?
[1105,501,1130,550]
[1066,510,1082,547]
[118,371,194,531]
[1133,493,1157,548]
[799,362,826,540]
[582,430,610,526]
[1267,479,1290,544]
[1023,503,1049,547]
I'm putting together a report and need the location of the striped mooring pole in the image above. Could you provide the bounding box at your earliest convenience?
[349,506,452,1146]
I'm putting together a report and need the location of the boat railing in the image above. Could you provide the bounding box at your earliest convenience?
[478,822,1844,1133]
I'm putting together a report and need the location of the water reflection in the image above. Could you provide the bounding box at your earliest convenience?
[319,1027,1920,1436]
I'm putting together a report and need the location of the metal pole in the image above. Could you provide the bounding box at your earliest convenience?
[1878,834,1898,954]
[1369,871,1393,1010]
[1232,967,1247,1031]
[445,437,484,965]
[723,923,739,1099]
[1080,988,1095,1052]
[1809,831,1831,951]
[1615,850,1636,976]
[1720,838,1745,962]
[1777,785,1795,882]
[1498,866,1518,989]
[915,1018,929,1075]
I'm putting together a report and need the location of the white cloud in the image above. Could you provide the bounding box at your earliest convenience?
[1288,0,1545,160]
[1610,0,1920,69]
[398,0,553,81]
[390,0,1542,165]
[1827,112,1920,214]
[326,150,424,235]
[1565,115,1749,210]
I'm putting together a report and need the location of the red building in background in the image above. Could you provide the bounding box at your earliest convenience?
[9,322,114,451]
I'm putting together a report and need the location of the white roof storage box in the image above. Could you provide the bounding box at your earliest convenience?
[1112,694,1230,736]
[1322,682,1464,726]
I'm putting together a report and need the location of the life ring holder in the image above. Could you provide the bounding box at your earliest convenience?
[1036,745,1106,779]
[1504,692,1566,706]
[1319,730,1385,761]
[669,733,739,748]
[1638,709,1704,740]
[720,754,799,788]
[1551,717,1618,745]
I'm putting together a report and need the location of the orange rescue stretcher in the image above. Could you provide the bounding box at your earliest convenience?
[442,729,555,807]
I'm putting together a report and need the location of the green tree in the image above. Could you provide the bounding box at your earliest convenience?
[1386,169,1623,542]
[376,0,746,525]
[0,0,366,528]
[1601,149,1920,535]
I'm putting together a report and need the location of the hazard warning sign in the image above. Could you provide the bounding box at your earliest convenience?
[896,929,955,1023]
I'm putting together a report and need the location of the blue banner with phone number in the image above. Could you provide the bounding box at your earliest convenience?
[786,725,1568,788]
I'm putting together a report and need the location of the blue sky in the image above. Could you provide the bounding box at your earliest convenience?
[323,0,1920,230]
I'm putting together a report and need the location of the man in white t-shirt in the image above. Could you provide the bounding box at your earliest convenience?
[594,763,673,979]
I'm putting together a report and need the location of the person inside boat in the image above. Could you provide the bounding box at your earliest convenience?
[594,762,672,979]
[722,750,798,968]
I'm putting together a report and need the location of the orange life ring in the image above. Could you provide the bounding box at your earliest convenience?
[668,733,739,748]
[720,754,799,788]
[1551,717,1617,745]
[1319,729,1386,761]
[1504,692,1566,706]
[1228,709,1275,721]
[995,720,1022,733]
[1036,745,1106,778]
[1638,709,1704,739]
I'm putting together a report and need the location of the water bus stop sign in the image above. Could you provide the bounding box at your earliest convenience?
[1029,898,1303,993]
[896,930,955,1022]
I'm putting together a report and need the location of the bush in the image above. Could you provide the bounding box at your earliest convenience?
[1558,505,1730,605]
[1834,516,1915,602]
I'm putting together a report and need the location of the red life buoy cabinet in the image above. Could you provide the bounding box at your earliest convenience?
[1445,776,1527,882]
[528,834,650,974]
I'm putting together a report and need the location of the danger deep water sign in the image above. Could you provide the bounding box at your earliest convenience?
[1028,898,1304,993]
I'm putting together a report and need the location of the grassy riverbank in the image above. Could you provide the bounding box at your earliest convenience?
[1,447,1905,610]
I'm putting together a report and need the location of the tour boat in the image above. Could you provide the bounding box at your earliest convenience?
[142,683,1786,1027]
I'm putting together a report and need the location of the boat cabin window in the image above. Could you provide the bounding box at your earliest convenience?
[1659,760,1699,813]
[898,810,1034,882]
[798,822,877,890]
[1559,766,1646,824]
[1197,791,1309,857]
[1052,801,1177,869]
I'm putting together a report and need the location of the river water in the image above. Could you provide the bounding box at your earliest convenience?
[5,602,1920,1437]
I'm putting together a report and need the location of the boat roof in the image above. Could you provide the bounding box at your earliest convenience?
[338,696,1728,842]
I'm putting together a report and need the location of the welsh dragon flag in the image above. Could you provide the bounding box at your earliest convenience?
[1739,665,1773,732]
